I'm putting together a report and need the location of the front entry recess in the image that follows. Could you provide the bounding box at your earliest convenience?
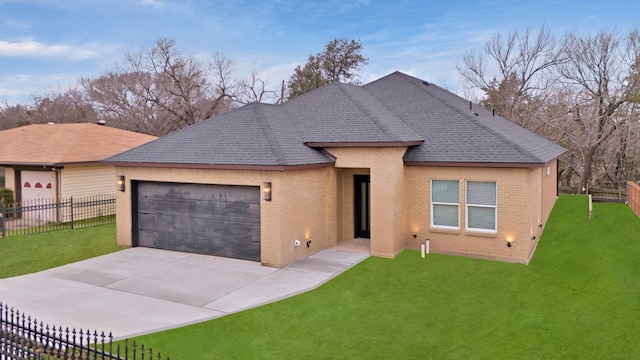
[354,175,370,238]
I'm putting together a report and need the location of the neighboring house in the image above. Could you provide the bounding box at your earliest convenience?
[0,123,156,220]
[104,72,566,267]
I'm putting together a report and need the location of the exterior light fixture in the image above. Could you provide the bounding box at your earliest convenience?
[263,182,272,201]
[507,241,512,248]
[412,232,417,238]
[117,176,125,192]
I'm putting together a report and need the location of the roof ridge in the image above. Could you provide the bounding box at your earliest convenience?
[253,104,287,164]
[396,73,544,162]
[57,123,156,148]
[335,83,412,142]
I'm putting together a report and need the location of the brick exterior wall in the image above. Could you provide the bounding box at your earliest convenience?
[405,164,556,264]
[114,151,560,267]
[327,147,409,258]
[113,166,331,267]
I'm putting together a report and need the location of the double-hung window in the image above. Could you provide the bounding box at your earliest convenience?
[431,180,459,229]
[466,181,497,232]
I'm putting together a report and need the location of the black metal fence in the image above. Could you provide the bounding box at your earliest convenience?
[0,194,115,238]
[0,302,168,360]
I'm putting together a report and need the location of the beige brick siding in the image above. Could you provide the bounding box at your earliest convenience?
[114,166,330,267]
[114,154,559,267]
[541,160,558,226]
[405,166,545,264]
[327,147,409,258]
[277,168,330,266]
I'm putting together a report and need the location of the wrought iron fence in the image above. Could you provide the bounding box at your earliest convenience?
[0,302,168,360]
[0,194,115,238]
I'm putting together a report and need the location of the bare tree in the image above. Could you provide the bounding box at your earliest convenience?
[236,71,281,104]
[81,38,236,136]
[457,26,564,129]
[553,29,640,191]
[459,26,640,191]
[31,88,98,124]
[0,88,97,130]
[0,102,30,129]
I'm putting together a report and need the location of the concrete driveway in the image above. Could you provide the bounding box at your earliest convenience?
[0,248,368,339]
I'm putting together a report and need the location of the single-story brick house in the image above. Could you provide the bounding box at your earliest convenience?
[104,72,565,267]
[0,123,156,220]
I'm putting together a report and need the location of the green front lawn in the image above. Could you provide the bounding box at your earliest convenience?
[0,224,122,278]
[126,195,640,359]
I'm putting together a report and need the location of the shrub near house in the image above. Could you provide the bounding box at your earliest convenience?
[0,187,13,208]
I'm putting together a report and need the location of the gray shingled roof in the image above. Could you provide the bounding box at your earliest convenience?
[105,103,332,167]
[105,71,565,167]
[364,72,566,164]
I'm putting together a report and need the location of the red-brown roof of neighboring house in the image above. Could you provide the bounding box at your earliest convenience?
[0,123,157,166]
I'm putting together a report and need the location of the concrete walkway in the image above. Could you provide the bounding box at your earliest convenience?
[0,248,368,340]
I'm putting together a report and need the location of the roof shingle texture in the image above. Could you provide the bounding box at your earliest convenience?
[0,123,157,166]
[106,72,565,167]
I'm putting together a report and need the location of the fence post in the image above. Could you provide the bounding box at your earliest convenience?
[70,196,74,230]
[1,202,4,238]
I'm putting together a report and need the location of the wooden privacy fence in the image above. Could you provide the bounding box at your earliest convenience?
[0,194,115,238]
[0,302,169,360]
[627,181,640,218]
[559,186,627,203]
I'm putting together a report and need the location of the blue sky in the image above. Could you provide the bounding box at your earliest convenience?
[1,0,638,104]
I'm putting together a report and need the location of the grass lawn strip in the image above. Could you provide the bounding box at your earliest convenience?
[0,224,122,278]
[120,197,640,358]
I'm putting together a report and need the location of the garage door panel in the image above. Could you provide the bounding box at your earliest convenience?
[138,230,260,260]
[136,182,260,261]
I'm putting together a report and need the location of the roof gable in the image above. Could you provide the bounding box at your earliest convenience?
[283,82,423,145]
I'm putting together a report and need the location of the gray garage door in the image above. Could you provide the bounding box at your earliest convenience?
[135,181,260,261]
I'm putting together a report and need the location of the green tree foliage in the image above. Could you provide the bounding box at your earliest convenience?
[0,187,14,208]
[287,38,368,99]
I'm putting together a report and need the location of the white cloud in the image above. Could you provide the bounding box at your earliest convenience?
[0,72,85,105]
[140,0,163,8]
[0,87,24,96]
[0,38,96,59]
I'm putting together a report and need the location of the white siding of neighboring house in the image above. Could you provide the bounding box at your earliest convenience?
[60,164,116,198]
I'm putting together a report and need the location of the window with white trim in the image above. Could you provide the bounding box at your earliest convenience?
[431,180,459,229]
[466,181,497,232]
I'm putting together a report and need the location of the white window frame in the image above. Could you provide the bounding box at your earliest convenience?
[465,180,497,233]
[430,179,460,230]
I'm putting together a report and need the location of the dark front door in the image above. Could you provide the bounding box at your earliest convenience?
[354,175,370,239]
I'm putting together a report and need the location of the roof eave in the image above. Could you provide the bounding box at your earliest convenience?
[404,161,547,168]
[0,161,60,168]
[306,140,423,148]
[102,161,336,171]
